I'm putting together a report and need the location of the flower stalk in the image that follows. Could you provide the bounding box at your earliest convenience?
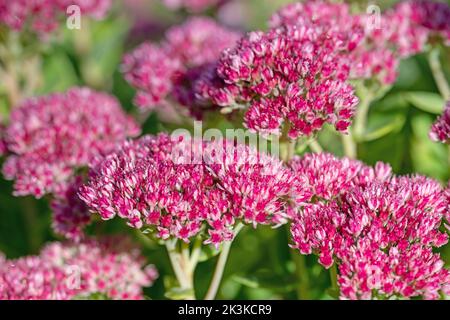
[428,48,450,100]
[205,223,244,300]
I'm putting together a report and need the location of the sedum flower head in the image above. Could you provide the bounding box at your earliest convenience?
[122,17,240,118]
[290,153,449,299]
[429,101,450,144]
[268,0,445,85]
[79,133,295,246]
[204,21,359,138]
[0,0,112,35]
[403,0,450,44]
[2,87,140,198]
[0,237,157,300]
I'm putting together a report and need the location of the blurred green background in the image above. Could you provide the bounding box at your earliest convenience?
[0,0,449,299]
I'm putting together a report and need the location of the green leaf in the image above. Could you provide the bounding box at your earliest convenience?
[410,114,449,181]
[361,111,406,142]
[39,50,79,94]
[198,245,220,262]
[405,92,445,114]
[164,287,195,300]
[82,18,129,88]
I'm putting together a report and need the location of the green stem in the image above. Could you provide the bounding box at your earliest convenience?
[341,132,357,159]
[428,48,450,100]
[309,139,323,153]
[290,251,310,299]
[165,240,195,299]
[21,197,42,253]
[189,236,202,270]
[204,223,244,300]
[329,264,339,297]
[353,92,374,140]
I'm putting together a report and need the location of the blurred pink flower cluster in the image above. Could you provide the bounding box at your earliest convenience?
[122,17,240,118]
[430,101,450,144]
[1,87,139,240]
[0,0,112,35]
[2,87,139,198]
[290,153,450,299]
[162,0,227,13]
[0,237,157,300]
[79,133,295,246]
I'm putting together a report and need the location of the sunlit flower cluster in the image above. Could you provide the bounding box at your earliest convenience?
[290,153,450,299]
[200,21,359,138]
[268,0,449,86]
[79,133,294,246]
[0,0,112,35]
[0,237,157,300]
[122,17,240,118]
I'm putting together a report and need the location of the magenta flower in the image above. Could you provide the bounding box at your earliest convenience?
[338,240,450,300]
[2,87,140,198]
[289,152,392,203]
[0,237,157,300]
[122,42,181,110]
[290,154,449,299]
[0,0,112,35]
[202,22,359,138]
[122,17,240,118]
[267,0,437,86]
[405,0,450,43]
[79,134,295,246]
[430,101,450,144]
[165,17,240,68]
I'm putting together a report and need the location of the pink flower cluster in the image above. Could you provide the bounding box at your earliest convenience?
[162,0,227,13]
[122,17,240,118]
[0,237,158,300]
[290,153,450,299]
[0,0,112,35]
[268,0,449,86]
[200,21,359,138]
[79,133,295,246]
[2,87,139,198]
[430,101,450,144]
[1,87,139,240]
[407,0,450,43]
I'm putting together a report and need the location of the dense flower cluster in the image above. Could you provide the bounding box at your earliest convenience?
[200,21,359,138]
[268,0,449,86]
[122,17,240,118]
[430,101,450,144]
[290,153,450,299]
[162,0,227,13]
[79,133,295,245]
[122,42,181,109]
[289,152,392,204]
[2,87,139,198]
[0,237,158,300]
[406,0,450,43]
[0,0,112,35]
